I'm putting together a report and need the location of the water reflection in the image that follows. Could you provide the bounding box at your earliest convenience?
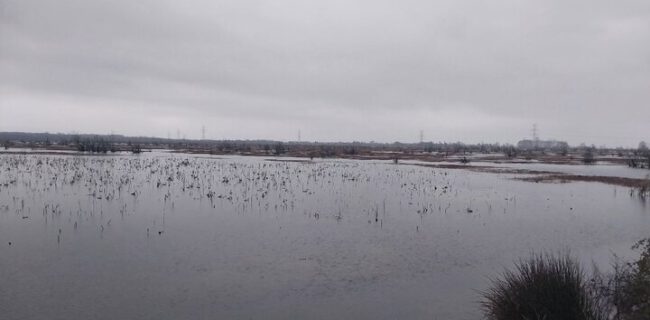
[0,154,648,319]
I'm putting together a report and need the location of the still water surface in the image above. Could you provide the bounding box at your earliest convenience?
[1,153,648,319]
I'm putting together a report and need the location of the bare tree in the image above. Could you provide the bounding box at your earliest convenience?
[582,147,595,164]
[640,141,650,169]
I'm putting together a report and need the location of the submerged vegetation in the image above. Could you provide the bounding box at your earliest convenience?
[1,151,648,319]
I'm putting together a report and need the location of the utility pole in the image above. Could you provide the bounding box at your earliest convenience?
[298,129,301,142]
[419,130,424,144]
[201,125,206,140]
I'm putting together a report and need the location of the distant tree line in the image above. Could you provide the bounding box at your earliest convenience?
[1,132,649,167]
[74,136,115,153]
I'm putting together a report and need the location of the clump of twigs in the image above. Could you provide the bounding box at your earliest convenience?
[590,238,650,320]
[481,253,606,320]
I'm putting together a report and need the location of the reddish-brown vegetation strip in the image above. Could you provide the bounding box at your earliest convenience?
[413,163,559,175]
[264,159,314,163]
[0,151,113,156]
[413,163,650,189]
[517,174,650,188]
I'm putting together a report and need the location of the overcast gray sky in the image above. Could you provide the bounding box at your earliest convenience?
[1,0,648,146]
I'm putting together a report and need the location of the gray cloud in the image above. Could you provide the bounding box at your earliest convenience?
[1,0,649,145]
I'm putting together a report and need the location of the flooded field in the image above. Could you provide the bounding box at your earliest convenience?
[1,152,648,319]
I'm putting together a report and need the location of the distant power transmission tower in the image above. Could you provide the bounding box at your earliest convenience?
[419,130,424,143]
[201,125,206,140]
[298,129,301,142]
[532,124,540,149]
[532,124,539,141]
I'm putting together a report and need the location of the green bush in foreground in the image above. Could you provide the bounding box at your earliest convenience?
[481,253,605,320]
